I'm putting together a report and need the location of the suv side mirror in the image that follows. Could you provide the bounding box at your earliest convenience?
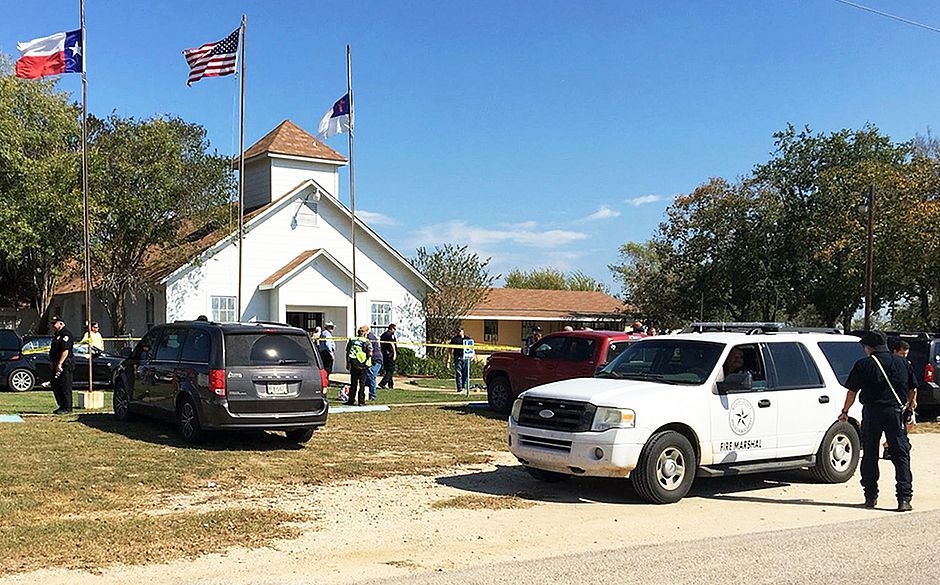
[717,371,753,394]
[521,346,530,356]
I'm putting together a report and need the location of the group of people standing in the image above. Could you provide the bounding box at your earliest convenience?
[319,322,398,407]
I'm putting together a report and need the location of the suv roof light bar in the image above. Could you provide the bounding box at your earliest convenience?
[684,322,841,335]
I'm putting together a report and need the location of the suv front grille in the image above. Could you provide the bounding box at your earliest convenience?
[517,397,594,432]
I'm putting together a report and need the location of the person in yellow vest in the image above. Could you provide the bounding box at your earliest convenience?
[79,321,104,352]
[345,325,372,406]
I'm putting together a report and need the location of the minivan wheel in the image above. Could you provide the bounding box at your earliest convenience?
[177,397,204,444]
[487,375,512,413]
[113,381,131,421]
[286,428,315,444]
[7,368,35,392]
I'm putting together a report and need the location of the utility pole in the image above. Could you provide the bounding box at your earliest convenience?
[864,185,874,331]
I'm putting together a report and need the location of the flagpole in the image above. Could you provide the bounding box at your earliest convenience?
[237,15,246,320]
[80,0,93,385]
[347,45,357,330]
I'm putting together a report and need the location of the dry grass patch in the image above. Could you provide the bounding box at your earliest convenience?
[0,405,505,576]
[430,494,535,510]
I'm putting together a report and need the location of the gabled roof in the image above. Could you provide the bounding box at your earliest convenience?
[465,288,628,320]
[154,177,434,291]
[259,249,367,292]
[242,119,347,164]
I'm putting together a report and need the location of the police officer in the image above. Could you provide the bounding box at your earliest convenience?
[49,315,75,415]
[838,330,917,511]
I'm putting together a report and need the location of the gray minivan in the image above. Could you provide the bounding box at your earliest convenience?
[113,320,329,444]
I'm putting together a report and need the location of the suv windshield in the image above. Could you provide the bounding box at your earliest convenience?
[597,339,723,385]
[224,332,318,366]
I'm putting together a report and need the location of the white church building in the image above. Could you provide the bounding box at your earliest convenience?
[53,120,434,359]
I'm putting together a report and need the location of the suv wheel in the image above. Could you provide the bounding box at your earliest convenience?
[487,375,512,413]
[286,428,315,444]
[113,381,131,421]
[631,430,696,504]
[7,368,35,392]
[177,397,204,444]
[809,421,859,483]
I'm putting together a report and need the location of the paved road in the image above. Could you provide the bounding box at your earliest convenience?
[367,509,940,585]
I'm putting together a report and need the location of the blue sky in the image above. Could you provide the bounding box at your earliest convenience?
[3,1,940,292]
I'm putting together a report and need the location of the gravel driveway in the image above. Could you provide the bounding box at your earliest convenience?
[4,433,938,585]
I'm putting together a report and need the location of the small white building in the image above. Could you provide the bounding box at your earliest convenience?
[53,120,433,364]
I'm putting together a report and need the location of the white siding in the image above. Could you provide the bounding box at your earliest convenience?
[270,158,340,205]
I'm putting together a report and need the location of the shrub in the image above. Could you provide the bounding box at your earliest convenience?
[396,347,484,378]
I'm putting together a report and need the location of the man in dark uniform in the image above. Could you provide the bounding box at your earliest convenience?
[49,315,75,415]
[378,323,397,390]
[838,330,917,511]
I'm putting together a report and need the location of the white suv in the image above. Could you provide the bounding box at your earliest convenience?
[508,331,866,503]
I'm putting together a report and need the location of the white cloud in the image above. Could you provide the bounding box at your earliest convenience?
[582,205,621,221]
[625,194,662,206]
[405,220,588,251]
[356,209,399,226]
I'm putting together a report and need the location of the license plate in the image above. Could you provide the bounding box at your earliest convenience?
[266,383,288,395]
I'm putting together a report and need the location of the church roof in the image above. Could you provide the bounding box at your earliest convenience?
[242,119,347,163]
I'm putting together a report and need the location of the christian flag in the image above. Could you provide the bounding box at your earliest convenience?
[317,93,351,140]
[15,30,83,79]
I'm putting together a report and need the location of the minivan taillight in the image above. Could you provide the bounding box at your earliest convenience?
[209,369,227,397]
[925,363,935,384]
[320,368,329,396]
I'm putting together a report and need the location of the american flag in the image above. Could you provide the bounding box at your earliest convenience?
[183,28,239,86]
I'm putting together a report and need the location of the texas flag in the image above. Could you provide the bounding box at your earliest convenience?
[15,29,83,79]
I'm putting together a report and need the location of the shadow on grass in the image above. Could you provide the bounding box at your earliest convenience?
[438,403,507,421]
[76,412,311,452]
[436,463,853,507]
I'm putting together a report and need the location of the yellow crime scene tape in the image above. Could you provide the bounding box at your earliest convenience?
[322,337,519,353]
[22,336,521,355]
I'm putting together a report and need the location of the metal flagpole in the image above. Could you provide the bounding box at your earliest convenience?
[347,45,357,330]
[236,15,247,320]
[80,0,93,385]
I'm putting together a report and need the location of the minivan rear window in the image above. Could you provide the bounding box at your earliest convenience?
[224,333,318,367]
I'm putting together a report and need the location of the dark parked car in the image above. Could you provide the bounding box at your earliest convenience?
[2,336,123,392]
[112,320,329,444]
[0,329,25,391]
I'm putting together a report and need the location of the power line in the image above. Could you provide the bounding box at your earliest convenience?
[833,0,940,35]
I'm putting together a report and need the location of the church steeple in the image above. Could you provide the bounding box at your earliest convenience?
[241,120,348,211]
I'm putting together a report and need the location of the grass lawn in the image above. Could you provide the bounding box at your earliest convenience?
[0,403,506,575]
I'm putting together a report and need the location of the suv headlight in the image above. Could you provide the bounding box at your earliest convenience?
[510,398,523,421]
[591,407,635,432]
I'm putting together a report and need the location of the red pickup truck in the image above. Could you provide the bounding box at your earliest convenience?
[483,329,641,413]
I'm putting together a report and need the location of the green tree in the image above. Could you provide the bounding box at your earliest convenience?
[881,138,940,330]
[504,267,608,293]
[0,64,82,326]
[626,178,789,326]
[410,244,497,356]
[609,240,686,329]
[753,124,908,327]
[87,114,235,333]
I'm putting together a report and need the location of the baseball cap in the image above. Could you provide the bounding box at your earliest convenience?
[325,321,334,327]
[50,315,64,324]
[859,330,887,349]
